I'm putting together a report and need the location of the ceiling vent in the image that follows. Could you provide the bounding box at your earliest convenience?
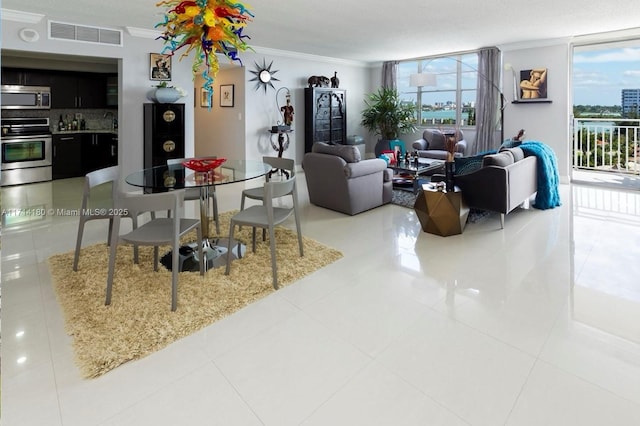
[48,21,123,46]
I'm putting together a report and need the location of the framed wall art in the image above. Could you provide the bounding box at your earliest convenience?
[220,84,234,107]
[519,68,548,100]
[150,53,172,81]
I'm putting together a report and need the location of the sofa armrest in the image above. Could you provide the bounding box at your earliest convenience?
[455,166,509,213]
[454,140,467,154]
[345,158,387,179]
[412,139,428,151]
[383,168,393,182]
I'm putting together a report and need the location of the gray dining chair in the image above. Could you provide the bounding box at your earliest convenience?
[167,157,220,235]
[73,165,142,271]
[106,189,204,312]
[240,156,295,212]
[239,156,295,237]
[225,175,303,289]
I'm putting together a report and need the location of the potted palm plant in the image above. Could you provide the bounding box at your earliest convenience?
[361,87,417,157]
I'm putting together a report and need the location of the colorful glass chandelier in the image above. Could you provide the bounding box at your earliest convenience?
[155,0,254,100]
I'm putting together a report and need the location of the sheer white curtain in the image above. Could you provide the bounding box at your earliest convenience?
[474,47,503,154]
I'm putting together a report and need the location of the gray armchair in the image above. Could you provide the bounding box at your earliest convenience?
[303,142,393,215]
[412,128,467,160]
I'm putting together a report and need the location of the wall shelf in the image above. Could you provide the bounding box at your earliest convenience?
[512,99,552,104]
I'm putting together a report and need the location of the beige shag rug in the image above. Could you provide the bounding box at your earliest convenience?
[48,211,343,378]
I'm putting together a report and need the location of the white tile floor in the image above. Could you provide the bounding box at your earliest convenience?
[2,173,640,426]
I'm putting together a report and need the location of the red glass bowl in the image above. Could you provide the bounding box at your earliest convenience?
[182,158,226,172]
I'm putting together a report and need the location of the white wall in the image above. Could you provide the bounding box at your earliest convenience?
[191,51,371,166]
[502,44,572,180]
[194,66,246,161]
[238,51,371,166]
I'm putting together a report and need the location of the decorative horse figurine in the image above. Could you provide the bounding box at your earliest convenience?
[331,72,339,88]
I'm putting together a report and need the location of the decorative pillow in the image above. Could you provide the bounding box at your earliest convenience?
[453,150,496,175]
[454,153,485,175]
[483,151,514,167]
[312,142,361,163]
[499,146,525,162]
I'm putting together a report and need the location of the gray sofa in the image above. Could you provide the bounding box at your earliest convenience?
[412,128,467,160]
[303,142,393,215]
[451,147,537,228]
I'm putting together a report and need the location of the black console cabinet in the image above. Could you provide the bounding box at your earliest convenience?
[304,88,346,152]
[143,103,185,169]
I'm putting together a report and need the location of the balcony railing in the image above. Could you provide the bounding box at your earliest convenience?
[573,118,640,175]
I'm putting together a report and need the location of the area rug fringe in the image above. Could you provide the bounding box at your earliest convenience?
[48,211,343,378]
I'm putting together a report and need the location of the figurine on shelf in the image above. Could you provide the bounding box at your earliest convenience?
[308,75,330,87]
[331,71,340,88]
[280,93,294,126]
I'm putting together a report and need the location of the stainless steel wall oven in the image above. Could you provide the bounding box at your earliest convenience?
[1,117,52,186]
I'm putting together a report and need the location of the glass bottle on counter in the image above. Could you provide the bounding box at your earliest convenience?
[58,115,65,131]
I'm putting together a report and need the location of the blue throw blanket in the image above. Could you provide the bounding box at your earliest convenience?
[519,141,561,209]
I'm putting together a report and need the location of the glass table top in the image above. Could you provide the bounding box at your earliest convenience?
[125,159,272,190]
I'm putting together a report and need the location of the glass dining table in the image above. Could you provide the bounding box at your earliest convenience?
[125,159,272,271]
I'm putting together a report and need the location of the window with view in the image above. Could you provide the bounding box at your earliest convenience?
[398,52,479,127]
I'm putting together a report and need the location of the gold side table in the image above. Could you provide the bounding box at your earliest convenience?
[414,184,469,236]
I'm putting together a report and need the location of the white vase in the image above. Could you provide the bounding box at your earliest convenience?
[147,87,182,103]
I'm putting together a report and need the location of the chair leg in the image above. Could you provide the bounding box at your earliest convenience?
[73,217,87,271]
[153,246,159,271]
[500,213,505,229]
[211,188,220,235]
[196,224,204,276]
[105,216,121,306]
[171,238,179,311]
[131,215,139,263]
[238,193,245,231]
[252,227,257,252]
[106,217,114,246]
[225,220,236,275]
[294,210,304,257]
[268,224,279,289]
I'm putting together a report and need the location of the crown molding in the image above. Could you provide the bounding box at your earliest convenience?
[499,37,570,52]
[122,29,372,67]
[1,8,45,24]
[570,27,640,46]
[252,45,371,68]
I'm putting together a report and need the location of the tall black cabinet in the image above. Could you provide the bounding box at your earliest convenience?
[143,103,185,169]
[304,88,346,152]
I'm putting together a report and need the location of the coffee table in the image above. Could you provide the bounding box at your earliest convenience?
[390,158,445,192]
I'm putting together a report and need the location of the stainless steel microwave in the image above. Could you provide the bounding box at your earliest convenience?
[1,85,51,110]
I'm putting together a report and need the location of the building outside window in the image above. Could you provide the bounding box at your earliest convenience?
[621,89,640,117]
[397,52,479,128]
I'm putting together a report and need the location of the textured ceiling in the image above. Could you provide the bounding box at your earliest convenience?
[2,0,640,62]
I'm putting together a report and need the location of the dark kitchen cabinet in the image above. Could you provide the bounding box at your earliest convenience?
[52,134,83,180]
[106,75,118,106]
[50,71,108,109]
[82,133,117,174]
[304,87,346,152]
[1,67,52,86]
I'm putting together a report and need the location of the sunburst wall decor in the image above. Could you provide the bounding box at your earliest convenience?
[249,59,280,93]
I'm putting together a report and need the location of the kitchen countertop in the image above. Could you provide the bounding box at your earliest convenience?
[52,130,118,135]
